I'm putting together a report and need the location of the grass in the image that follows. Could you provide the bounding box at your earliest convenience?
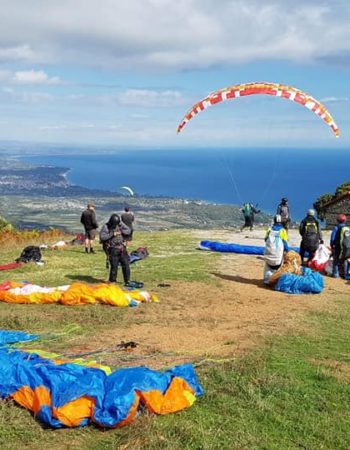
[0,229,350,449]
[0,230,215,345]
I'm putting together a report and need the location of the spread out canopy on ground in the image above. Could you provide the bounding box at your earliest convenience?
[0,330,203,428]
[0,281,158,307]
[177,82,340,137]
[119,186,134,196]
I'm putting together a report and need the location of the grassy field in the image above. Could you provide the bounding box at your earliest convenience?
[0,230,349,449]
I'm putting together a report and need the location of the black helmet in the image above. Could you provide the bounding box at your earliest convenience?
[281,197,288,203]
[107,214,120,229]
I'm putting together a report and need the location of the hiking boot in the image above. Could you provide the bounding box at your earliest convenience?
[125,281,144,289]
[85,247,89,254]
[90,248,95,254]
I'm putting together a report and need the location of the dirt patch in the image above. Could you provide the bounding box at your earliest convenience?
[69,229,348,370]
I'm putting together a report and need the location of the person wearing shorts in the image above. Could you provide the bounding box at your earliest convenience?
[80,203,98,254]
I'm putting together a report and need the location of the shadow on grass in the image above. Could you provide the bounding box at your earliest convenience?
[65,274,107,284]
[211,272,266,288]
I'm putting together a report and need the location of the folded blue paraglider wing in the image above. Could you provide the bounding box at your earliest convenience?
[199,240,299,255]
[199,240,265,254]
[275,267,324,294]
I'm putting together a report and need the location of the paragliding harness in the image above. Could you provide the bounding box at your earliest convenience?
[99,224,127,268]
[243,203,252,219]
[119,220,132,238]
[279,204,289,220]
[340,226,350,259]
[129,247,149,264]
[264,229,284,268]
[15,246,42,263]
[303,221,319,252]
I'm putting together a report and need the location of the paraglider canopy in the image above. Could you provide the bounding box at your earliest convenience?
[119,186,134,197]
[177,81,340,137]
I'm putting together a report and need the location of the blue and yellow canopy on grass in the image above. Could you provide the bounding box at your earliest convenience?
[0,331,204,428]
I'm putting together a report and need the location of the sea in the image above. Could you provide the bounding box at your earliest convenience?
[21,147,350,221]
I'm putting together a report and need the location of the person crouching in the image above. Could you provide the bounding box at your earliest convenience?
[100,214,130,286]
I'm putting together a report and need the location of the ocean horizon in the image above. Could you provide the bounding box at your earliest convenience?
[21,147,350,221]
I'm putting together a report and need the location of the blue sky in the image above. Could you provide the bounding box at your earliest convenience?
[0,0,349,149]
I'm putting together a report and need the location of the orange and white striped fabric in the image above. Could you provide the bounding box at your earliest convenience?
[177,81,339,137]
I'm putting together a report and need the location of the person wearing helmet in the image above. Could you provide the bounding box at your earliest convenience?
[99,214,131,285]
[263,214,289,284]
[330,214,348,278]
[276,197,291,230]
[299,209,323,265]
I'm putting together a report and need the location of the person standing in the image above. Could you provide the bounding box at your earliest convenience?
[330,214,347,278]
[240,202,260,232]
[276,197,291,230]
[299,209,323,265]
[99,214,130,285]
[80,203,98,254]
[121,206,135,243]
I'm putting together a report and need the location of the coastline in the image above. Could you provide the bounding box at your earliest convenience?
[0,154,275,232]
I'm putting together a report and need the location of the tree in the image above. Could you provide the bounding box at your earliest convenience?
[335,181,350,197]
[314,193,334,220]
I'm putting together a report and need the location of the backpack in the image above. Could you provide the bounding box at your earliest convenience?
[303,221,319,252]
[120,220,132,236]
[341,227,350,259]
[243,203,252,218]
[15,246,42,263]
[279,205,289,220]
[264,229,284,267]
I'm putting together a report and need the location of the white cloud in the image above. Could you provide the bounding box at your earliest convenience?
[117,89,187,107]
[0,69,62,85]
[321,96,349,103]
[2,87,54,103]
[40,124,96,131]
[0,1,349,70]
[12,70,61,85]
[0,70,12,81]
[0,44,43,63]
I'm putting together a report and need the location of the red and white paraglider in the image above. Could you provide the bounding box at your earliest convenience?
[177,81,340,137]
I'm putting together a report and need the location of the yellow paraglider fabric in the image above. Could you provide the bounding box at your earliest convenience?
[0,281,158,307]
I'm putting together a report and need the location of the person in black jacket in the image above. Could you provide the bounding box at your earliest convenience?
[80,203,98,254]
[99,214,130,285]
[299,209,323,265]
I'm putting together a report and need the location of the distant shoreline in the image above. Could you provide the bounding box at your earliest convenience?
[13,147,335,220]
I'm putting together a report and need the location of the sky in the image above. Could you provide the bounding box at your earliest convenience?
[0,0,349,149]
